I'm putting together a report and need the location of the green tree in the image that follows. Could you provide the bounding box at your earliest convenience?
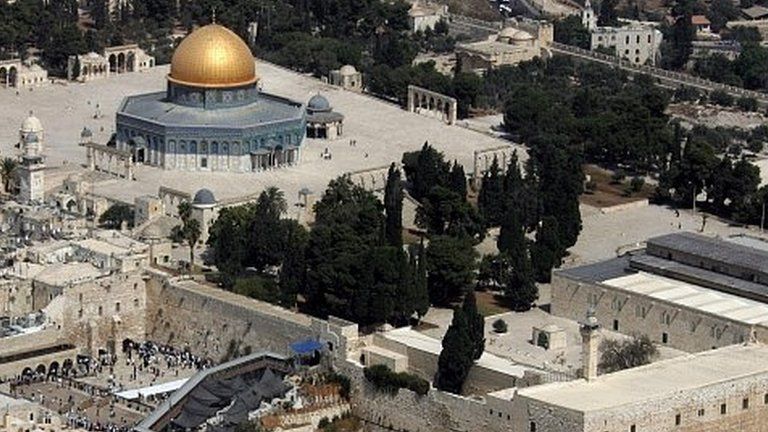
[0,157,18,194]
[384,163,403,248]
[436,308,474,394]
[426,235,477,306]
[554,15,591,49]
[98,203,134,229]
[478,156,504,227]
[449,161,467,199]
[177,201,201,271]
[530,216,563,283]
[411,241,430,320]
[599,335,659,373]
[597,0,619,27]
[402,142,451,201]
[462,291,485,360]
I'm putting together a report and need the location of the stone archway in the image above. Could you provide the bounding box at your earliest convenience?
[48,361,60,376]
[35,364,46,375]
[0,67,7,87]
[8,66,17,87]
[117,53,126,73]
[109,54,117,73]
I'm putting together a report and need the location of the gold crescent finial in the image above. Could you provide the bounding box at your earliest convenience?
[212,7,217,23]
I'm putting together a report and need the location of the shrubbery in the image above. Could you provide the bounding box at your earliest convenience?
[363,364,430,396]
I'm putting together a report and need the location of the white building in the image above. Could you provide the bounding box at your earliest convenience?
[407,1,448,33]
[581,3,662,65]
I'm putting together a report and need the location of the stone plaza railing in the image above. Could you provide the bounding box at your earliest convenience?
[550,42,768,105]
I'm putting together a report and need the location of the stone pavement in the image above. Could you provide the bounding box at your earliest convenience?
[0,62,524,208]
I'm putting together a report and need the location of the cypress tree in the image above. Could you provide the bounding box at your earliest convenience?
[478,156,504,227]
[506,244,538,312]
[530,216,563,283]
[436,308,474,394]
[449,161,467,199]
[497,208,525,255]
[412,241,430,320]
[462,291,486,360]
[384,163,404,248]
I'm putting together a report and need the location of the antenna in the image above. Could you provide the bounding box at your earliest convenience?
[212,7,217,24]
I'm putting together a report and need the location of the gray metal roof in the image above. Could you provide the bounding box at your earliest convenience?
[118,91,304,129]
[193,188,216,205]
[647,232,768,276]
[555,256,634,283]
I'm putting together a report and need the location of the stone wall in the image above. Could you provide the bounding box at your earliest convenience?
[144,274,314,361]
[371,333,521,395]
[58,271,148,354]
[550,273,752,352]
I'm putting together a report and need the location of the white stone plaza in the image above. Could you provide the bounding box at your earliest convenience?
[0,61,522,208]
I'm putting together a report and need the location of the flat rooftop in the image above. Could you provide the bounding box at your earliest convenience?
[34,261,105,286]
[518,343,768,412]
[381,327,533,378]
[647,232,768,277]
[603,271,768,327]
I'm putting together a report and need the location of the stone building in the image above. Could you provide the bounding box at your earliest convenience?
[329,65,363,92]
[305,95,344,140]
[456,21,553,73]
[513,343,768,432]
[0,58,48,89]
[551,233,768,353]
[67,44,154,82]
[589,22,663,65]
[407,0,448,33]
[115,23,306,172]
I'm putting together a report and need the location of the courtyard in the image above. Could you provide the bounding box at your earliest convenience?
[0,62,523,208]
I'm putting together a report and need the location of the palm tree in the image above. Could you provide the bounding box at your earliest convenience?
[176,201,201,272]
[1,157,18,194]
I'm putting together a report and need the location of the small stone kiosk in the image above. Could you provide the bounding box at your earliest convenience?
[305,95,344,140]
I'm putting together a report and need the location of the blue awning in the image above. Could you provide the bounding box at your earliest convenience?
[290,339,323,355]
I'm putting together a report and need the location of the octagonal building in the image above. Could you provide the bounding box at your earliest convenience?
[115,23,305,172]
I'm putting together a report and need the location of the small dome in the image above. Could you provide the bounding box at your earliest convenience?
[81,127,93,138]
[192,188,216,205]
[499,27,534,42]
[339,65,357,76]
[307,94,331,112]
[21,114,43,133]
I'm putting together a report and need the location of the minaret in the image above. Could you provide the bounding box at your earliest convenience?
[18,113,45,204]
[580,308,601,381]
[582,0,597,31]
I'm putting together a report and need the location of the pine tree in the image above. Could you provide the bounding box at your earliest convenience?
[384,163,404,248]
[478,156,504,227]
[436,308,474,394]
[462,291,486,360]
[530,216,563,283]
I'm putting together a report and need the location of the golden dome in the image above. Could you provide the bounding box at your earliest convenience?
[168,24,258,89]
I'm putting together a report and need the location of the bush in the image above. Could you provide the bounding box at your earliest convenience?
[748,139,764,154]
[630,176,645,193]
[737,96,758,112]
[492,318,508,333]
[673,85,701,102]
[363,364,430,396]
[325,372,351,400]
[610,169,626,185]
[709,90,734,107]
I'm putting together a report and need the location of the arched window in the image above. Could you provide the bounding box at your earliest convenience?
[212,142,218,154]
